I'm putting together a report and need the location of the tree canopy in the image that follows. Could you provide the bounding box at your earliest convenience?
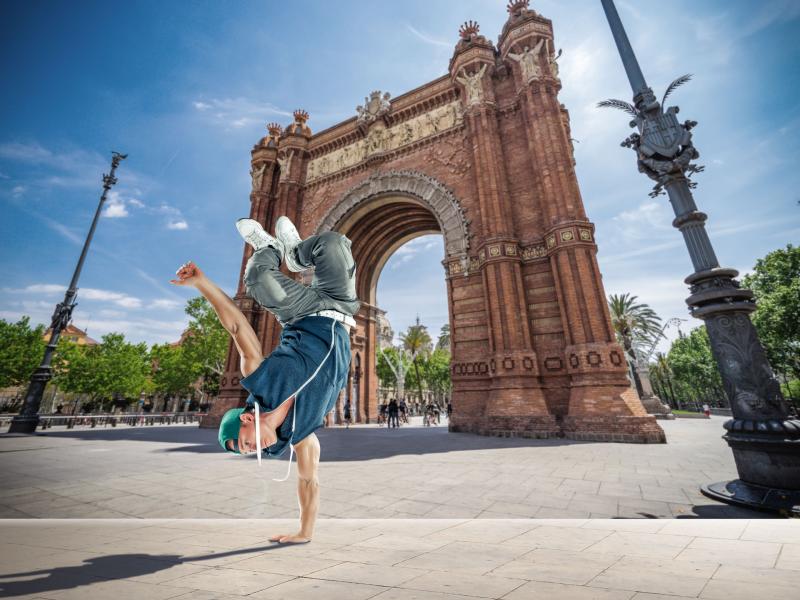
[0,316,46,389]
[742,243,799,380]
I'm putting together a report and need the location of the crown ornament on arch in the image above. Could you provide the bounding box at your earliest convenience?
[506,0,531,16]
[293,109,309,124]
[459,20,480,40]
[266,122,283,137]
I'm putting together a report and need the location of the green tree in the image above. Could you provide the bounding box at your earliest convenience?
[181,296,228,397]
[399,315,433,404]
[376,346,400,389]
[0,316,46,389]
[150,343,197,411]
[608,293,663,397]
[742,244,800,382]
[649,351,678,409]
[53,333,150,412]
[436,323,450,351]
[666,326,725,408]
[421,347,451,404]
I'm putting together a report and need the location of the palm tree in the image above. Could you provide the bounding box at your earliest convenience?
[651,352,678,409]
[400,315,433,405]
[608,293,663,398]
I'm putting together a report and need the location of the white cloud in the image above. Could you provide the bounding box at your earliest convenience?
[389,254,414,269]
[11,185,25,197]
[0,141,108,189]
[611,200,673,240]
[7,283,66,294]
[406,24,450,47]
[128,198,145,208]
[149,298,182,310]
[167,220,189,230]
[0,309,188,345]
[43,218,83,245]
[80,288,142,309]
[0,141,52,163]
[6,284,143,309]
[192,97,293,130]
[103,199,128,218]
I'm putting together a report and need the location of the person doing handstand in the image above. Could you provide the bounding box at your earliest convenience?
[170,216,359,543]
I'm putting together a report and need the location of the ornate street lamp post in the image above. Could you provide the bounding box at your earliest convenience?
[598,0,798,515]
[9,151,127,434]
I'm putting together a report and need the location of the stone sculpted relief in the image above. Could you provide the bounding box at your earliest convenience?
[277,150,294,182]
[508,38,545,83]
[306,101,465,183]
[356,90,392,126]
[250,163,267,192]
[547,41,562,79]
[455,64,488,106]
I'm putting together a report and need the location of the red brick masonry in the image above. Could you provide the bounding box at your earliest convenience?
[204,2,666,444]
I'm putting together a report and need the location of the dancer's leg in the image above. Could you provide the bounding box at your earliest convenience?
[243,246,328,323]
[294,231,359,314]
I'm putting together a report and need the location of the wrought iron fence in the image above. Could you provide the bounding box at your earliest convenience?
[0,412,207,430]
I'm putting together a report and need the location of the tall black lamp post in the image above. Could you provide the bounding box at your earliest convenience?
[598,0,799,515]
[9,151,127,434]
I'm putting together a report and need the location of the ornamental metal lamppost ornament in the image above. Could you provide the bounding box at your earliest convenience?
[8,151,127,434]
[598,0,799,516]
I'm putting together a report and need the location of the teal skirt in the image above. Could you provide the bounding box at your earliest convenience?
[239,315,351,457]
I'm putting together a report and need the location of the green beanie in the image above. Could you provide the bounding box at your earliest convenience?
[218,408,245,454]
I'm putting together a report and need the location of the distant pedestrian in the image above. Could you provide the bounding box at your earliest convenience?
[398,398,408,424]
[388,398,399,428]
[344,402,352,429]
[378,401,387,426]
[702,403,710,417]
[446,401,452,419]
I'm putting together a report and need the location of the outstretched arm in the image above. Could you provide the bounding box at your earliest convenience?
[170,261,263,377]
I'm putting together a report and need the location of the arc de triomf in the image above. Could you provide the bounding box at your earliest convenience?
[203,1,666,444]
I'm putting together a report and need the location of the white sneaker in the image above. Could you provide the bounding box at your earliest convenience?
[235,218,284,255]
[275,215,307,272]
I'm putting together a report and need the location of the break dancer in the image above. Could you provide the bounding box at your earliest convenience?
[170,216,359,543]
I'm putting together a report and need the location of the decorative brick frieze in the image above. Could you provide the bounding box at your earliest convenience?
[564,342,628,375]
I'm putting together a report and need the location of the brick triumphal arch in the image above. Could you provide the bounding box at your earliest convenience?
[204,1,666,444]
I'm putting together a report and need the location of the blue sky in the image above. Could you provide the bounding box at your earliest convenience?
[1,0,798,353]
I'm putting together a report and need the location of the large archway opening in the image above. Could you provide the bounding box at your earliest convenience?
[373,232,449,424]
[317,171,469,426]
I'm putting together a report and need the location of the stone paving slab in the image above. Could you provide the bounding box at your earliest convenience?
[0,417,779,520]
[1,519,799,599]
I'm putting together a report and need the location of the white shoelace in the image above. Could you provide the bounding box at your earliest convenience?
[254,319,337,482]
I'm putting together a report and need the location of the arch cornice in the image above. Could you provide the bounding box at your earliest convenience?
[315,170,472,257]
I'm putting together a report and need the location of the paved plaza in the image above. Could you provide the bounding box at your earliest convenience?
[3,417,800,599]
[0,416,776,519]
[1,518,799,599]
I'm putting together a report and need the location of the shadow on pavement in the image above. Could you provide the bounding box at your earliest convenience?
[0,544,299,598]
[21,424,601,461]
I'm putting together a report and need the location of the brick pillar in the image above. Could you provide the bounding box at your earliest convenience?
[449,31,558,438]
[200,139,279,428]
[499,10,664,443]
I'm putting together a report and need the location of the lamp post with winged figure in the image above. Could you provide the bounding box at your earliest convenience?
[598,0,798,515]
[9,151,127,434]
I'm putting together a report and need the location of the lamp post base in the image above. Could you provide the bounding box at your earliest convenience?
[7,415,41,434]
[700,479,800,517]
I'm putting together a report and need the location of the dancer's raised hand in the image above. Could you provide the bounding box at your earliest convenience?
[170,260,205,287]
